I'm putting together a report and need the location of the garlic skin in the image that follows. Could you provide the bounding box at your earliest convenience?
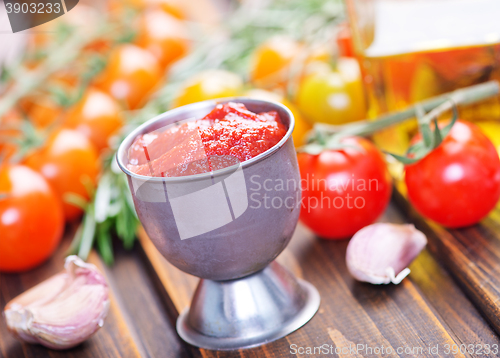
[346,223,427,285]
[4,256,110,350]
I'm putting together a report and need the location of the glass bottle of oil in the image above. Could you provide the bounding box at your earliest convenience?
[346,0,500,154]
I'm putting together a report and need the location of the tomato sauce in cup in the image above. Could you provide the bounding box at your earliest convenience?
[127,102,287,177]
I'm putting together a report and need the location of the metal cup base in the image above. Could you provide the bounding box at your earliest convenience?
[176,261,320,350]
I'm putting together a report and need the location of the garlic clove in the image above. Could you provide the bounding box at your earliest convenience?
[4,255,110,350]
[346,223,427,285]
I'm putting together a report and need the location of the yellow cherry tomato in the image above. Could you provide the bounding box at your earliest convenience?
[296,57,367,125]
[173,70,243,108]
[249,36,302,89]
[244,89,312,147]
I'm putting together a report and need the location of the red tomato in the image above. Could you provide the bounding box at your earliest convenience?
[405,120,500,228]
[65,88,124,151]
[95,44,162,110]
[25,129,100,221]
[0,165,64,272]
[298,137,392,239]
[336,22,355,58]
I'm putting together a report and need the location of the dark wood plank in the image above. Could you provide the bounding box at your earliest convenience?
[394,188,500,338]
[138,203,500,357]
[106,242,199,358]
[0,231,142,358]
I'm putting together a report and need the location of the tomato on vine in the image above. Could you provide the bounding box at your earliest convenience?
[25,129,100,221]
[405,120,500,228]
[298,137,392,239]
[95,44,162,110]
[65,88,124,152]
[0,165,64,272]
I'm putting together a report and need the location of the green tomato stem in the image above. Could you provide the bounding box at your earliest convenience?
[314,80,500,139]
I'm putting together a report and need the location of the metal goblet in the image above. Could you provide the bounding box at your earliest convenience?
[116,98,320,350]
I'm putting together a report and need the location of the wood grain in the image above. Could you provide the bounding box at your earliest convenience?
[138,204,500,357]
[394,189,500,338]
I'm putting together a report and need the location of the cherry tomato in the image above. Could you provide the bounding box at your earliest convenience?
[298,137,392,239]
[249,36,302,89]
[336,22,355,58]
[244,89,312,147]
[136,10,189,69]
[25,129,100,221]
[26,95,64,129]
[65,88,124,151]
[23,72,79,129]
[0,164,64,272]
[405,120,500,228]
[173,70,243,108]
[296,57,367,125]
[95,44,162,110]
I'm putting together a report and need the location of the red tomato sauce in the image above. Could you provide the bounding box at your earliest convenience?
[127,102,287,177]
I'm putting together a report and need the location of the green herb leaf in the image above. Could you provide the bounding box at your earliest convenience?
[64,193,88,211]
[97,222,114,265]
[78,203,96,260]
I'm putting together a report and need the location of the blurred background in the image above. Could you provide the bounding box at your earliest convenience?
[1,0,499,268]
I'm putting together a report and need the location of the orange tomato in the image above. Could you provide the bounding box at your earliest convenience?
[244,89,312,147]
[173,70,243,108]
[27,95,64,129]
[23,71,77,129]
[95,44,162,110]
[135,10,189,69]
[249,36,302,89]
[25,129,100,221]
[65,89,124,151]
[0,164,64,272]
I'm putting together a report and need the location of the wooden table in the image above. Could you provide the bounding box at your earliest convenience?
[2,201,500,358]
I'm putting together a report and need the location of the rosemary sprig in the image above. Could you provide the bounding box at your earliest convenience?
[0,28,103,120]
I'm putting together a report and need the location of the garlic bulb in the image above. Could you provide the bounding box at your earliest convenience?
[4,255,110,350]
[346,223,427,285]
